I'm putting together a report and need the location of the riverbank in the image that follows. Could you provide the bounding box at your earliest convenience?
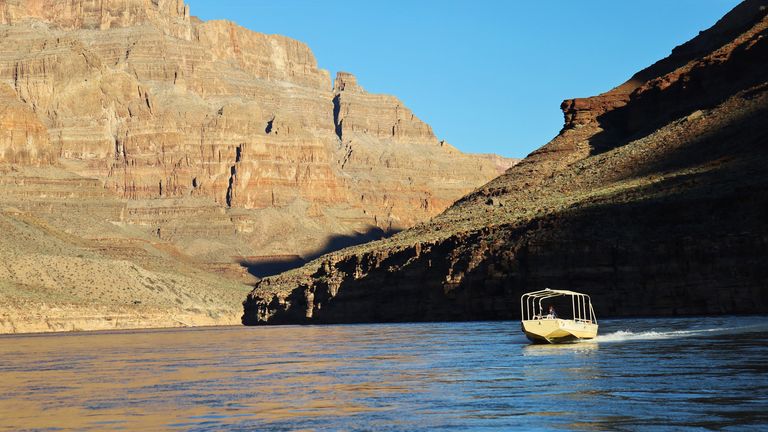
[0,304,241,335]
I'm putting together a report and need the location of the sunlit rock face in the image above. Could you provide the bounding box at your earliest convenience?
[0,0,514,245]
[0,0,517,333]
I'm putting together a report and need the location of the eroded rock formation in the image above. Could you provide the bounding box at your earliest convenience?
[244,0,768,324]
[0,1,514,234]
[0,0,516,333]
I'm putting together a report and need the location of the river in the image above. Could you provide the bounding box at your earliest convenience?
[1,316,767,431]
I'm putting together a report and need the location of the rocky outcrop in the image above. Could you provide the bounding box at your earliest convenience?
[0,0,516,333]
[197,20,330,90]
[244,0,768,324]
[0,0,192,38]
[0,83,54,165]
[333,71,436,144]
[331,72,516,228]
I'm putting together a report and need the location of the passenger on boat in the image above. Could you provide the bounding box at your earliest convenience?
[546,305,557,319]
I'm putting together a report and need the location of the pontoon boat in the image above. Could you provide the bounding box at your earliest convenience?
[520,289,598,344]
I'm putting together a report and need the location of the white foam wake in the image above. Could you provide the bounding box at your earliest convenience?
[595,323,768,343]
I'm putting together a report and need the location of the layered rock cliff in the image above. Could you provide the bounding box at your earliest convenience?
[0,0,516,333]
[244,0,768,324]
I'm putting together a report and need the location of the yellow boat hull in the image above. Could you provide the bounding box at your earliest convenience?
[522,319,598,344]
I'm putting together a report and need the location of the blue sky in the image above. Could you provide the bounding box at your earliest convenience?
[186,0,741,158]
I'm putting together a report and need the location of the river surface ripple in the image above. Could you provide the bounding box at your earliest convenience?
[1,316,767,431]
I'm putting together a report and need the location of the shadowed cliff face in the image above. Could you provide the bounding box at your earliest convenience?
[244,0,768,325]
[238,226,395,278]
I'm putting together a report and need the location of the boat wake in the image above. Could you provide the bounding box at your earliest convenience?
[595,322,768,343]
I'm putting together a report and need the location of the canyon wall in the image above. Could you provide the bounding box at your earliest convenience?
[0,0,516,333]
[244,0,768,324]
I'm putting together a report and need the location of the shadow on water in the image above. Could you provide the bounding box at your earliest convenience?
[237,226,399,278]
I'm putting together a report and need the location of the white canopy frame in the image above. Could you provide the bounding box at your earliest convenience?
[520,288,597,324]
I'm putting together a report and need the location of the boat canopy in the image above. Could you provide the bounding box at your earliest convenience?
[522,289,587,298]
[520,288,597,324]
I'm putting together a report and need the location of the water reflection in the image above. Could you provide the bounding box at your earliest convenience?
[522,340,599,356]
[0,317,767,430]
